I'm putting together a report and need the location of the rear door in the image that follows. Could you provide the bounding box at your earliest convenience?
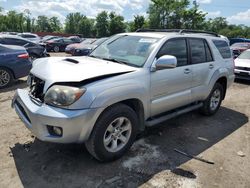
[150,38,193,116]
[188,38,216,101]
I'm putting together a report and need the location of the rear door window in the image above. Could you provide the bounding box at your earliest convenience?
[213,40,232,59]
[189,38,213,64]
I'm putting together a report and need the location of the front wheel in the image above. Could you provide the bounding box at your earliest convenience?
[200,83,224,116]
[85,104,138,162]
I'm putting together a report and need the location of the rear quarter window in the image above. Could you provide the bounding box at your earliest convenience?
[212,40,231,59]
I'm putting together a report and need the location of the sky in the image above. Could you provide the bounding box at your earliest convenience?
[1,0,250,26]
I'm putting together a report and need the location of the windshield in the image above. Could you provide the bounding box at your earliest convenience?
[238,51,250,59]
[81,39,96,45]
[93,38,107,45]
[90,35,159,67]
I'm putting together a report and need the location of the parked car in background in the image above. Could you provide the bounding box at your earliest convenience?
[73,37,108,56]
[40,35,60,43]
[18,33,41,43]
[67,36,82,43]
[45,38,79,52]
[234,49,250,80]
[0,44,32,88]
[0,35,49,61]
[229,38,250,45]
[231,42,250,53]
[65,38,96,54]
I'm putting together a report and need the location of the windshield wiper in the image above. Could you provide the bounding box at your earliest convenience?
[101,57,129,65]
[89,55,139,67]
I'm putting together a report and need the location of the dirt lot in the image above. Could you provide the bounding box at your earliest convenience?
[0,53,249,188]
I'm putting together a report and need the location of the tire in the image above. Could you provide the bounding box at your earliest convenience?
[85,104,139,162]
[0,67,13,89]
[53,46,60,52]
[200,83,224,116]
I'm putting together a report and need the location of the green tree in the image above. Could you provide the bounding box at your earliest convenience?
[24,9,31,32]
[205,17,228,32]
[109,12,126,35]
[49,16,62,32]
[35,15,51,32]
[148,0,205,29]
[65,12,83,34]
[130,15,145,31]
[5,11,25,32]
[182,6,206,29]
[95,11,109,37]
[78,16,94,37]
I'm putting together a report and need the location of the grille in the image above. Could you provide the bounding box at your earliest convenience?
[29,74,45,102]
[235,66,250,71]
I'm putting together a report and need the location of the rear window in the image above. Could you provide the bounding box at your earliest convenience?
[213,40,231,59]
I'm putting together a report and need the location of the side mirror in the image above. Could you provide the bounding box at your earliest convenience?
[154,55,177,71]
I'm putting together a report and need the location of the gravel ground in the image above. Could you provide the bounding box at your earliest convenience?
[0,53,249,188]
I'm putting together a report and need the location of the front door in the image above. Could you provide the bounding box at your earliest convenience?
[150,38,192,117]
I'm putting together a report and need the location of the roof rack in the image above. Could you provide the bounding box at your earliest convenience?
[136,28,219,37]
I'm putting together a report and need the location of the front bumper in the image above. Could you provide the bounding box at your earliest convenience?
[12,89,104,143]
[234,69,250,80]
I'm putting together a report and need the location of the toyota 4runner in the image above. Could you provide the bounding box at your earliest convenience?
[12,29,235,161]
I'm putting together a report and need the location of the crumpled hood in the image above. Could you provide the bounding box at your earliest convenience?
[31,56,137,85]
[235,58,250,68]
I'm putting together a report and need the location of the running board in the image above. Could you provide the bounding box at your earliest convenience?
[145,103,203,127]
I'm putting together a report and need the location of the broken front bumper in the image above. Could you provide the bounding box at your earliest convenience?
[12,89,104,143]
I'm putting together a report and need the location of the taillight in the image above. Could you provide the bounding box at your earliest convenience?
[18,53,29,59]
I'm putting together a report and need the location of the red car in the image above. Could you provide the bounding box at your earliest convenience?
[65,39,96,54]
[231,42,250,54]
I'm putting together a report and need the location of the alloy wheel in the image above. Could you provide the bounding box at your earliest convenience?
[103,117,132,153]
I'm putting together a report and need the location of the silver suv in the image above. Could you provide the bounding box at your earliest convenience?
[12,29,235,161]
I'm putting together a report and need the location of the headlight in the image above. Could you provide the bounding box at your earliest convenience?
[44,85,86,107]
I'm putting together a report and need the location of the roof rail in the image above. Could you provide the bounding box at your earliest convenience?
[136,28,219,37]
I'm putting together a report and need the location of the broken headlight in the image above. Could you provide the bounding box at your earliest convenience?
[44,85,86,107]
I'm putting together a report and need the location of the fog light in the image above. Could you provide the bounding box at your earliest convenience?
[53,127,62,136]
[47,125,63,137]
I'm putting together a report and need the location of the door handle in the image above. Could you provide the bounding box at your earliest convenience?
[184,68,191,74]
[209,64,214,69]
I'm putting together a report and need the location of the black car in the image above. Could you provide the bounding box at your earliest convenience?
[45,38,79,52]
[73,38,108,56]
[0,44,32,88]
[0,35,49,61]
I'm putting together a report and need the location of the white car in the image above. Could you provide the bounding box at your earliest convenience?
[18,33,41,43]
[234,49,250,80]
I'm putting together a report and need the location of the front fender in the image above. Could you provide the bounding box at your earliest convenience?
[90,84,149,116]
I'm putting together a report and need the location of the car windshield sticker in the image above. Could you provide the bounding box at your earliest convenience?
[139,38,157,43]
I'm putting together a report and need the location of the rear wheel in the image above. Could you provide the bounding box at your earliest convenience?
[200,83,224,116]
[85,104,138,162]
[53,46,60,52]
[0,68,13,89]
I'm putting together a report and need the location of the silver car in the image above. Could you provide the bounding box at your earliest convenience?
[12,30,235,161]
